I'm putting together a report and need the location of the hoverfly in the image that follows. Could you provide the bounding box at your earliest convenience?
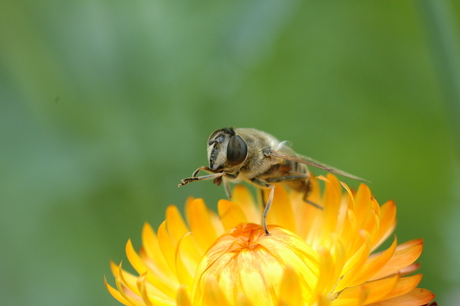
[179,127,367,235]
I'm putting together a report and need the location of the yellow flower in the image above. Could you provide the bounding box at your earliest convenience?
[105,174,435,306]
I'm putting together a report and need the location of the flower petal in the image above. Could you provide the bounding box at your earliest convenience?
[367,287,435,306]
[157,221,178,275]
[175,233,196,288]
[137,273,154,306]
[186,198,221,252]
[336,232,372,291]
[266,183,297,233]
[352,237,398,285]
[176,285,192,306]
[126,239,177,299]
[166,205,190,242]
[277,265,303,306]
[141,223,175,280]
[198,275,231,306]
[231,184,261,224]
[115,262,144,306]
[218,199,247,231]
[370,239,423,281]
[339,274,399,305]
[379,274,423,301]
[372,200,397,251]
[105,275,130,305]
[322,175,342,237]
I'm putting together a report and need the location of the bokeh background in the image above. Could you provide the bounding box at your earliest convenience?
[1,0,459,305]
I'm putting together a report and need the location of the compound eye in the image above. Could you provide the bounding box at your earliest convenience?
[227,135,247,166]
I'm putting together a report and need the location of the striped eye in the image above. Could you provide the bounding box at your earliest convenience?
[208,135,224,146]
[226,135,247,166]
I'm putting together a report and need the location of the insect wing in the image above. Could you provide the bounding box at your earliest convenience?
[269,150,369,182]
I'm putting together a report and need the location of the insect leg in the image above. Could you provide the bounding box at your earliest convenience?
[191,166,213,177]
[264,174,322,210]
[223,180,232,199]
[263,174,309,183]
[259,188,265,207]
[250,177,274,235]
[178,171,224,187]
[303,195,322,209]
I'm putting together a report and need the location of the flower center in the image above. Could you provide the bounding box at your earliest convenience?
[227,223,266,252]
[191,223,320,305]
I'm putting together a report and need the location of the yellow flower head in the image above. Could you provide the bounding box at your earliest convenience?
[105,174,435,306]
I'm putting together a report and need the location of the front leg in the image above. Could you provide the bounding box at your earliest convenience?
[250,177,275,236]
[178,166,224,187]
[191,166,211,177]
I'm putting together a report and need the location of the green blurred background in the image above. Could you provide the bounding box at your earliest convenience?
[1,0,459,305]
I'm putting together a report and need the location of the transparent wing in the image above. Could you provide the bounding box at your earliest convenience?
[269,150,369,182]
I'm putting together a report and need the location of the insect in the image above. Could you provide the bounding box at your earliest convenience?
[178,127,367,235]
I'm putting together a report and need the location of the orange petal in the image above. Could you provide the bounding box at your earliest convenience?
[115,260,141,296]
[322,175,342,234]
[165,210,203,267]
[104,276,130,305]
[278,265,303,306]
[372,200,396,251]
[165,205,190,243]
[110,261,137,288]
[367,288,435,306]
[176,285,192,306]
[185,198,219,252]
[360,199,380,243]
[175,233,196,288]
[315,294,332,306]
[336,232,371,291]
[236,293,255,306]
[380,274,423,301]
[157,221,177,275]
[115,263,144,306]
[339,274,399,305]
[399,263,420,276]
[330,297,363,306]
[231,184,261,224]
[353,184,373,230]
[127,241,176,300]
[195,275,231,306]
[137,273,154,306]
[314,243,346,298]
[331,286,366,306]
[266,183,297,234]
[340,181,355,212]
[370,239,423,281]
[141,223,175,279]
[217,199,247,231]
[352,237,398,285]
[126,239,147,275]
[315,247,334,295]
[307,174,321,205]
